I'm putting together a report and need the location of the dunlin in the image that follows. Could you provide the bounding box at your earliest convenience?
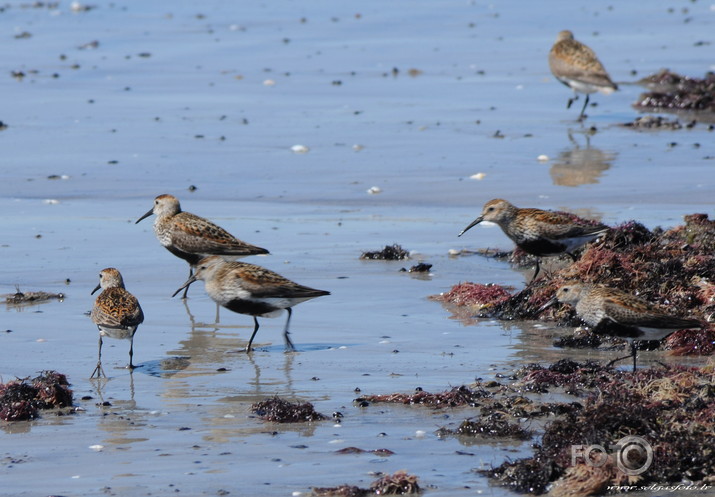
[136,194,269,298]
[552,283,702,370]
[172,256,330,352]
[90,268,145,378]
[458,199,609,280]
[549,30,618,120]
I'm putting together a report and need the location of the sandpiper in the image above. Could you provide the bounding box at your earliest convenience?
[549,30,618,120]
[172,256,330,352]
[552,283,702,371]
[136,194,269,298]
[90,268,145,378]
[458,198,609,280]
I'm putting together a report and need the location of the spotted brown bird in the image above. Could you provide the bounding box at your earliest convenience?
[90,268,144,378]
[549,30,618,120]
[136,194,269,298]
[173,256,330,352]
[551,282,702,371]
[458,198,608,280]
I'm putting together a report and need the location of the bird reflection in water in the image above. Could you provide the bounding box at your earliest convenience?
[549,129,616,187]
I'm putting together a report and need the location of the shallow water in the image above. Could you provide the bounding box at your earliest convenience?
[1,1,714,495]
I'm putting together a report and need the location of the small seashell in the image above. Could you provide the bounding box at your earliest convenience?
[470,172,486,180]
[291,144,309,154]
[89,445,104,451]
[352,144,364,151]
[367,186,382,194]
[537,154,549,162]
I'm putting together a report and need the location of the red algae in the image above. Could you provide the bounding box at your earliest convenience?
[431,282,512,309]
[0,371,73,421]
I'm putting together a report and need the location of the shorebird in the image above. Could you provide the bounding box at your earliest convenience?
[549,30,618,120]
[90,268,144,378]
[172,256,330,352]
[551,283,702,371]
[136,194,269,298]
[458,198,609,280]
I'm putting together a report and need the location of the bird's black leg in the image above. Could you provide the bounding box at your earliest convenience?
[128,336,135,371]
[91,335,106,378]
[531,259,541,281]
[283,308,296,352]
[567,94,578,109]
[246,316,260,353]
[578,94,590,120]
[631,341,638,372]
[566,252,578,262]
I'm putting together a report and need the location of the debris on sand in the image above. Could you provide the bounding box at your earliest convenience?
[481,361,715,494]
[430,282,512,310]
[334,447,395,456]
[312,470,420,496]
[633,69,715,113]
[360,244,410,260]
[436,413,532,441]
[436,214,715,357]
[621,115,687,130]
[4,289,65,307]
[250,397,327,423]
[0,371,74,421]
[356,385,491,408]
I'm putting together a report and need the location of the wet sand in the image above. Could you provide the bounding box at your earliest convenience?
[1,1,713,495]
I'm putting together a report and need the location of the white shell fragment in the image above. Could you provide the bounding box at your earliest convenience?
[537,154,549,162]
[291,144,310,154]
[470,172,486,180]
[367,186,382,194]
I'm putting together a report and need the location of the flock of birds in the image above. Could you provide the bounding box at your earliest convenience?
[458,199,703,372]
[89,194,330,378]
[88,32,698,377]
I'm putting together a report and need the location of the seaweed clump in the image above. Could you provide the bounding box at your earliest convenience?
[4,289,65,307]
[634,69,715,113]
[0,371,73,421]
[437,413,532,441]
[312,471,420,496]
[482,363,715,494]
[360,244,409,260]
[250,397,327,423]
[356,385,491,408]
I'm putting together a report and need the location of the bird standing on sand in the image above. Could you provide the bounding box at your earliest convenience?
[136,194,269,298]
[458,198,609,280]
[90,268,144,378]
[172,256,330,352]
[549,30,618,120]
[551,283,702,371]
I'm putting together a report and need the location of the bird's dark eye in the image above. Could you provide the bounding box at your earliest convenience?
[488,207,495,212]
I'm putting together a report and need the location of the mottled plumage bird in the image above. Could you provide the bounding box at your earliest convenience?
[458,198,608,280]
[136,194,269,298]
[90,268,144,378]
[552,282,702,370]
[549,30,618,120]
[172,256,330,352]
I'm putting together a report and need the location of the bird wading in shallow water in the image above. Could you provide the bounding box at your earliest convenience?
[172,256,330,352]
[549,282,703,371]
[458,198,609,280]
[549,30,618,120]
[90,268,144,378]
[136,194,269,298]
